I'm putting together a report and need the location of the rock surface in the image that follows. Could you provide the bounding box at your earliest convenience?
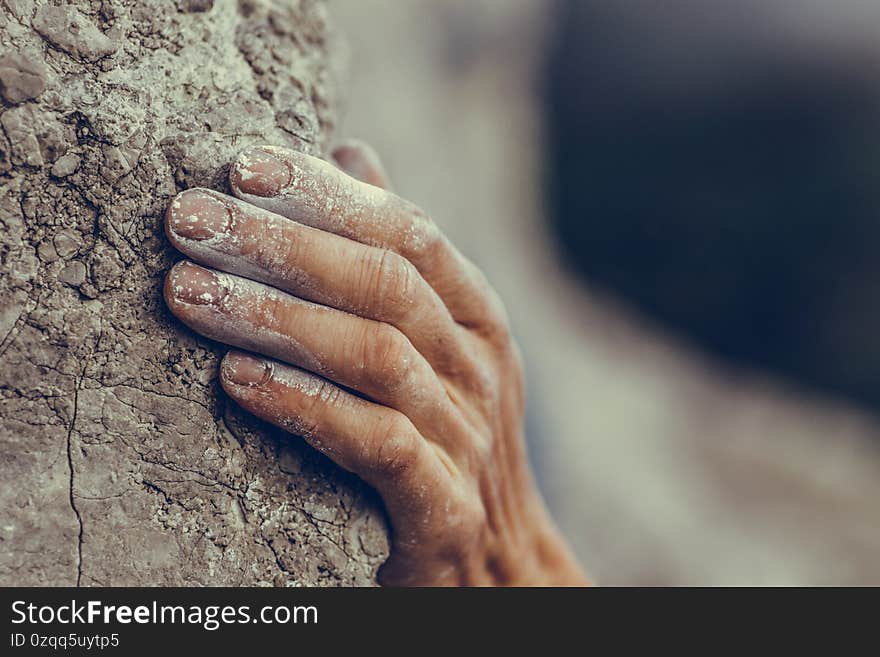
[0,0,388,586]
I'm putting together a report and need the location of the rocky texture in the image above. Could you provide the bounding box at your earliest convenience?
[0,0,388,586]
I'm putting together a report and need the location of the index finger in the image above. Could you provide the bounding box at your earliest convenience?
[229,146,507,332]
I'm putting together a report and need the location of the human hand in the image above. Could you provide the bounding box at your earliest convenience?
[163,142,588,586]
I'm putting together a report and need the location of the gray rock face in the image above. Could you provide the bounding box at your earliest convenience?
[0,0,388,586]
[0,52,46,103]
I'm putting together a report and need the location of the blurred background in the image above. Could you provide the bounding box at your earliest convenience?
[333,0,880,584]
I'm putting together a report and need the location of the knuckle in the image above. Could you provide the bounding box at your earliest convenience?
[292,379,340,438]
[439,495,486,552]
[289,414,321,441]
[260,292,285,329]
[270,373,350,453]
[469,363,500,404]
[471,272,511,336]
[360,323,414,394]
[454,430,493,478]
[304,376,343,413]
[370,249,418,317]
[368,415,421,479]
[255,216,294,268]
[470,437,493,471]
[456,257,511,336]
[232,207,308,291]
[475,304,513,351]
[272,230,312,289]
[314,169,338,211]
[399,201,444,262]
[320,173,351,228]
[451,342,501,404]
[413,222,444,264]
[457,498,487,534]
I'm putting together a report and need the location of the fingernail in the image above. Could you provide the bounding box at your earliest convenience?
[168,261,225,306]
[168,189,231,240]
[222,352,273,387]
[231,147,291,197]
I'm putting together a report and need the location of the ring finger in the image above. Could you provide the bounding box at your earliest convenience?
[164,260,461,443]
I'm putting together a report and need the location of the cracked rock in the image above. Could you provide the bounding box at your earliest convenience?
[0,0,386,587]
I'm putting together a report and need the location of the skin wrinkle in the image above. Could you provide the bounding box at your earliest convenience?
[234,375,338,453]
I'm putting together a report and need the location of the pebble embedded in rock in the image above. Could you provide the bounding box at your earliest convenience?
[37,240,58,263]
[50,153,80,178]
[58,261,87,286]
[32,5,118,62]
[0,52,47,104]
[53,231,81,258]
